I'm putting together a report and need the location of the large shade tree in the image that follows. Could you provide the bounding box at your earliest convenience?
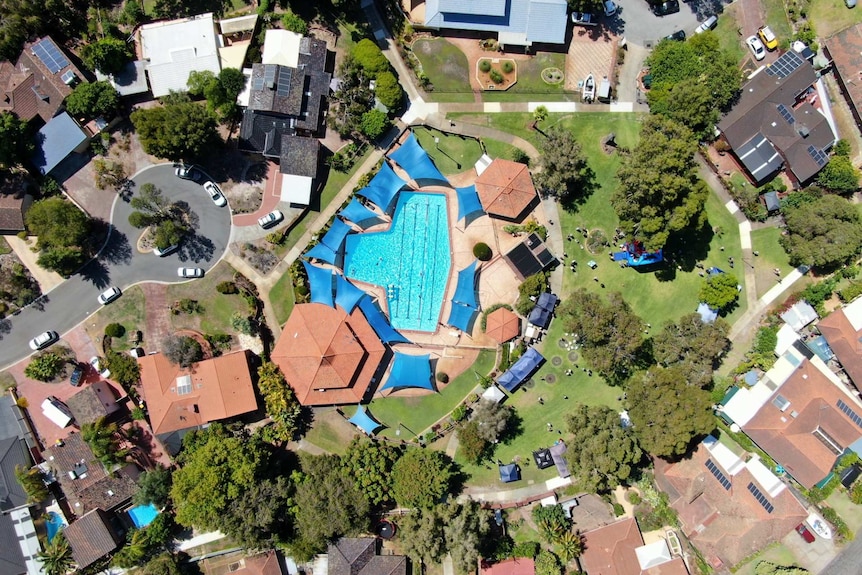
[223,476,295,550]
[25,197,91,275]
[780,193,862,269]
[131,102,219,161]
[65,81,120,120]
[533,126,593,209]
[652,313,730,388]
[392,448,455,509]
[341,438,401,507]
[257,361,302,442]
[81,37,133,75]
[0,111,32,168]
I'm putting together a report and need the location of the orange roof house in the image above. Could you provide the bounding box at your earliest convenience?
[817,297,862,388]
[485,307,520,343]
[138,350,258,435]
[475,159,538,221]
[271,303,387,406]
[480,557,535,575]
[579,517,689,575]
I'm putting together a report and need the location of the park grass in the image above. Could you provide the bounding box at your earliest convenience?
[713,6,747,64]
[84,285,147,352]
[166,262,249,335]
[411,38,472,94]
[362,350,496,440]
[304,409,356,455]
[481,138,521,162]
[411,125,484,175]
[808,0,862,37]
[750,227,794,298]
[483,52,570,99]
[732,543,801,575]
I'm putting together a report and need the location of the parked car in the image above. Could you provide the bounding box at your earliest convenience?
[796,523,815,543]
[129,347,145,358]
[571,11,598,25]
[203,181,227,207]
[847,0,857,8]
[70,364,84,387]
[153,243,179,257]
[177,267,204,278]
[29,330,58,350]
[746,35,766,60]
[175,164,202,181]
[695,15,718,33]
[758,25,778,50]
[665,30,686,41]
[258,210,284,229]
[89,356,111,379]
[97,286,122,305]
[603,0,618,16]
[652,0,680,16]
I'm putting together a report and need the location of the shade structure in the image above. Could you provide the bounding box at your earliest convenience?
[339,197,379,226]
[497,347,545,392]
[475,159,538,221]
[455,184,484,221]
[549,440,570,478]
[356,162,408,211]
[499,463,521,483]
[528,293,558,329]
[305,242,337,265]
[334,274,366,314]
[447,303,477,333]
[452,261,479,311]
[348,405,383,435]
[358,297,410,344]
[321,218,352,252]
[380,352,434,391]
[388,132,448,185]
[485,307,520,343]
[533,448,554,469]
[303,261,334,307]
[482,385,506,403]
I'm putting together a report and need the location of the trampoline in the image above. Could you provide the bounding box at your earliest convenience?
[377,520,396,539]
[388,132,449,185]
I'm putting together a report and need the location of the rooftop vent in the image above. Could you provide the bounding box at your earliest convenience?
[798,126,810,138]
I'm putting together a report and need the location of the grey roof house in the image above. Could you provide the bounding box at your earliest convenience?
[31,111,90,176]
[63,508,122,569]
[717,51,836,186]
[327,537,407,575]
[0,436,30,513]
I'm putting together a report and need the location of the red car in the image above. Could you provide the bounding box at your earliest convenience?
[796,523,815,543]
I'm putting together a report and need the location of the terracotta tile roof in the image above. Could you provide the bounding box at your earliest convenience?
[475,159,538,221]
[480,557,535,575]
[743,359,862,488]
[817,305,862,388]
[327,537,407,575]
[485,307,520,343]
[0,172,31,232]
[63,508,121,569]
[271,304,386,406]
[231,551,284,575]
[580,517,644,575]
[825,25,862,126]
[655,442,807,569]
[138,349,258,436]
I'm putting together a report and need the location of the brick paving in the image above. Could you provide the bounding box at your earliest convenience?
[566,30,618,93]
[233,161,283,227]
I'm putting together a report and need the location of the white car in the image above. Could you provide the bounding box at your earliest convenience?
[177,267,204,278]
[746,35,766,61]
[97,286,122,305]
[175,165,201,181]
[153,244,179,257]
[695,15,718,33]
[89,356,111,379]
[258,210,284,229]
[29,331,58,351]
[129,347,145,358]
[203,181,227,207]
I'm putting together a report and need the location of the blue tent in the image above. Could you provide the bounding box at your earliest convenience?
[708,267,726,276]
[334,274,367,314]
[497,347,545,392]
[499,463,521,483]
[388,132,449,185]
[305,242,337,265]
[356,162,408,211]
[339,198,379,226]
[697,302,718,324]
[447,303,477,333]
[302,261,334,307]
[380,352,434,391]
[348,405,383,435]
[358,297,410,344]
[452,261,479,310]
[455,185,484,221]
[528,294,557,329]
[321,218,352,252]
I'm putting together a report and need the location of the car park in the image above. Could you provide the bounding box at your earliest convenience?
[70,364,84,386]
[89,356,111,379]
[603,0,618,16]
[695,15,718,33]
[571,11,598,25]
[153,243,179,257]
[203,181,227,207]
[758,25,778,50]
[652,0,680,16]
[796,523,815,543]
[29,330,58,350]
[177,267,204,278]
[746,35,766,60]
[97,286,122,305]
[258,210,284,229]
[175,164,202,181]
[665,30,686,41]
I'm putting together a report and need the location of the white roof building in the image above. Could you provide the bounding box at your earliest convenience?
[140,13,221,97]
[262,29,303,68]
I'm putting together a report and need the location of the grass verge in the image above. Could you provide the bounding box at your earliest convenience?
[84,285,147,352]
[411,125,484,175]
[166,262,249,335]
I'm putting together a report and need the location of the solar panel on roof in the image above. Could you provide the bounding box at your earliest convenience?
[32,38,69,74]
[838,399,862,429]
[766,51,804,79]
[705,459,732,490]
[777,104,795,125]
[747,482,775,513]
[276,66,292,97]
[807,145,828,167]
[263,65,277,89]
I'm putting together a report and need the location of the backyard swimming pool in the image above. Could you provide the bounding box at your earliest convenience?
[345,192,451,332]
[127,503,159,528]
[46,511,66,543]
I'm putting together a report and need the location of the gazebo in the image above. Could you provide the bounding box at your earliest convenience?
[499,463,521,483]
[485,307,520,343]
[474,159,538,221]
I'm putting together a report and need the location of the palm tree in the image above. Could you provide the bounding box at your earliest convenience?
[556,530,584,563]
[38,533,74,575]
[81,417,128,467]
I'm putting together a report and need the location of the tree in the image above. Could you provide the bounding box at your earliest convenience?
[351,38,390,77]
[817,155,860,194]
[281,10,308,34]
[458,421,488,464]
[257,361,302,442]
[532,504,569,544]
[564,405,644,492]
[652,313,730,387]
[0,111,32,168]
[133,465,172,507]
[627,366,715,458]
[374,71,403,109]
[780,194,862,269]
[442,500,491,574]
[392,448,455,509]
[105,351,142,389]
[458,400,514,463]
[81,417,128,467]
[65,81,120,120]
[556,530,584,563]
[360,109,389,140]
[130,183,173,221]
[534,549,564,575]
[698,272,740,311]
[152,0,230,19]
[613,115,708,251]
[81,37,133,75]
[559,289,645,382]
[342,438,401,506]
[171,424,268,530]
[187,70,217,97]
[399,506,445,566]
[223,476,295,549]
[161,335,203,367]
[533,126,593,209]
[37,533,73,575]
[140,554,182,575]
[24,353,65,382]
[15,465,49,502]
[36,247,86,276]
[516,272,547,315]
[131,102,219,161]
[25,197,90,252]
[218,68,246,102]
[533,105,549,124]
[328,56,375,138]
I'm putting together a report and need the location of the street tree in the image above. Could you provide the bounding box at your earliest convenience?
[652,313,730,387]
[817,155,860,194]
[564,405,644,492]
[392,448,455,509]
[104,352,142,389]
[25,197,90,255]
[133,465,172,507]
[342,438,401,506]
[627,365,715,458]
[257,361,302,442]
[613,115,708,251]
[132,102,219,161]
[161,335,203,367]
[780,194,862,269]
[698,272,740,311]
[533,126,593,209]
[0,111,32,168]
[223,476,294,550]
[81,36,133,75]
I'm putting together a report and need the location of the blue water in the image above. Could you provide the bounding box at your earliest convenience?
[345,192,451,332]
[46,511,65,543]
[128,504,159,528]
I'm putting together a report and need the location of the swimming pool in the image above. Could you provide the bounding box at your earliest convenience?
[345,192,451,332]
[127,503,159,528]
[46,511,66,543]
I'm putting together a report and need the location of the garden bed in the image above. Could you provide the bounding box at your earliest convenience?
[477,58,517,91]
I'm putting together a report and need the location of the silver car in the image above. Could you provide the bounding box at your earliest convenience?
[178,267,204,278]
[29,331,58,350]
[258,210,284,229]
[203,181,227,207]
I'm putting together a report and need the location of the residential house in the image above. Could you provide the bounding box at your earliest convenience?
[95,61,150,97]
[62,508,122,569]
[31,111,90,175]
[209,551,285,575]
[239,30,331,206]
[825,25,862,132]
[816,296,862,389]
[579,516,689,575]
[413,0,569,48]
[137,349,258,437]
[65,383,121,426]
[0,172,33,234]
[0,436,30,513]
[323,537,407,575]
[717,51,835,186]
[655,436,807,570]
[480,557,535,574]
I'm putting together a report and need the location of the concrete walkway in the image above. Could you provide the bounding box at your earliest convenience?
[5,235,64,293]
[175,530,226,552]
[461,475,572,505]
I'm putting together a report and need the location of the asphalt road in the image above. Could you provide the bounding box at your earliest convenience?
[0,164,231,370]
[608,0,727,44]
[822,536,862,575]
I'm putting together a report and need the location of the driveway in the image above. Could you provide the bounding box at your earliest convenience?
[609,0,726,44]
[0,164,231,370]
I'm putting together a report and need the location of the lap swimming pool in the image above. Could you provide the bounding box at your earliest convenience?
[345,192,451,332]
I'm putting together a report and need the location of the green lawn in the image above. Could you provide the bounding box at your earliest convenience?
[360,350,496,440]
[411,126,484,175]
[268,270,296,327]
[0,237,10,255]
[809,0,862,37]
[166,262,249,335]
[762,0,793,44]
[481,137,521,162]
[411,38,472,94]
[84,285,147,352]
[826,489,862,533]
[483,52,570,100]
[713,8,747,64]
[750,227,794,298]
[732,544,801,575]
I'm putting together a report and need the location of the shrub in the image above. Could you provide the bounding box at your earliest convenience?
[131,406,146,420]
[105,323,125,338]
[479,59,491,73]
[436,372,449,383]
[231,312,254,335]
[216,281,238,294]
[24,353,66,382]
[612,502,625,516]
[839,281,862,303]
[512,148,530,165]
[512,541,540,558]
[473,242,492,261]
[627,491,642,505]
[266,232,284,245]
[452,404,467,422]
[502,60,514,74]
[16,230,27,239]
[489,69,504,84]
